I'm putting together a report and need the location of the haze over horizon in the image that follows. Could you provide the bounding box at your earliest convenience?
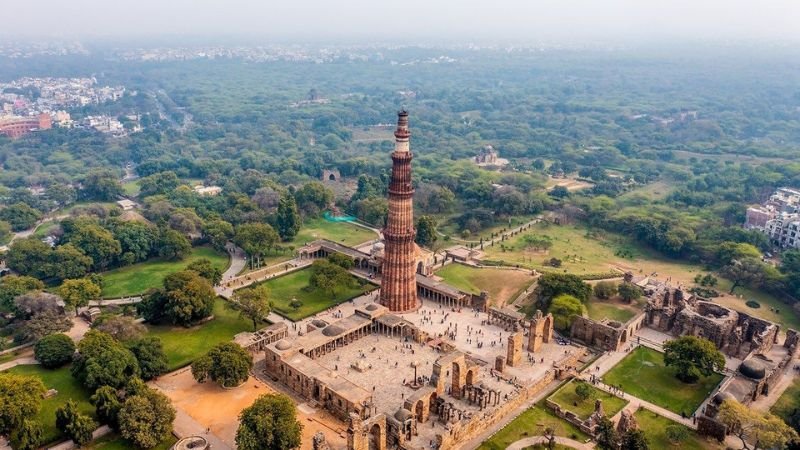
[4,0,800,44]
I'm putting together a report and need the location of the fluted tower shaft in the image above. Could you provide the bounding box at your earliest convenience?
[379,110,419,312]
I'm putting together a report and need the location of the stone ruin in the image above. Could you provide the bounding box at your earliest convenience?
[644,280,780,359]
[616,409,638,434]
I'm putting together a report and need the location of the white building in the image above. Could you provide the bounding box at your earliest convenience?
[765,213,800,249]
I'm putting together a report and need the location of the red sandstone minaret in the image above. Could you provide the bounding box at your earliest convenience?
[379,110,419,313]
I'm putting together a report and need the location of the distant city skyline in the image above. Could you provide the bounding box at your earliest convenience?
[3,0,800,44]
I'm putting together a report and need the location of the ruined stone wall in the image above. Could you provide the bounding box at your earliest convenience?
[570,316,625,352]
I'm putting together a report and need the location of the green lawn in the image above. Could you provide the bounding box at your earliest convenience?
[88,432,176,450]
[6,364,96,445]
[100,246,229,298]
[585,298,640,323]
[33,221,60,238]
[478,401,590,450]
[712,281,800,331]
[291,217,377,247]
[121,180,140,197]
[548,380,628,420]
[772,377,800,426]
[634,408,723,449]
[250,268,375,321]
[602,346,723,416]
[146,299,252,370]
[435,263,534,306]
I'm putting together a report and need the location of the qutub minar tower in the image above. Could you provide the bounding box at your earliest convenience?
[379,110,420,313]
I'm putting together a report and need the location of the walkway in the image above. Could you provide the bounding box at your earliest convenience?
[222,243,247,280]
[172,409,232,450]
[506,435,594,450]
[0,356,37,371]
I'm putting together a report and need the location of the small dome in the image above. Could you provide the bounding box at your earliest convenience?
[712,392,735,405]
[394,408,413,421]
[739,360,766,380]
[312,319,328,328]
[366,304,379,311]
[275,340,292,351]
[322,324,345,337]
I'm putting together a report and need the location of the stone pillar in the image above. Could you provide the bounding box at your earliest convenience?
[507,333,523,367]
[495,355,505,372]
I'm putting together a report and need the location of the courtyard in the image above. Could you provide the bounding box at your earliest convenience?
[248,268,376,321]
[433,263,535,306]
[601,346,724,416]
[547,379,628,420]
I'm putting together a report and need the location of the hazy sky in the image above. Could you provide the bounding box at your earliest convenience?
[5,0,800,43]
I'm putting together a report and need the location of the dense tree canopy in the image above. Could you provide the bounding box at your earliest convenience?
[663,335,725,383]
[236,394,303,450]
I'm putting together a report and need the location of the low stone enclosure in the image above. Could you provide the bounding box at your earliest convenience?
[171,436,209,450]
[546,394,609,436]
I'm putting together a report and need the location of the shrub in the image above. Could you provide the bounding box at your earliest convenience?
[34,334,76,369]
[745,300,761,309]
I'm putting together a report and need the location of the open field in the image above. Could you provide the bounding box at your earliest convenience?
[771,377,800,426]
[634,408,724,449]
[87,433,176,450]
[250,268,375,321]
[120,180,140,197]
[437,215,535,242]
[548,380,628,420]
[146,299,252,370]
[545,176,594,192]
[480,223,800,330]
[435,263,535,306]
[617,180,674,202]
[6,364,95,445]
[478,401,590,450]
[33,221,59,238]
[291,217,377,247]
[100,246,229,298]
[602,346,723,416]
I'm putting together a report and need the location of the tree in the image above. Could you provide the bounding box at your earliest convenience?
[5,238,53,279]
[663,336,725,383]
[327,252,354,269]
[118,386,176,449]
[90,386,122,428]
[202,218,234,251]
[127,336,169,380]
[56,400,96,446]
[234,285,272,331]
[549,294,584,331]
[93,315,146,342]
[550,185,570,199]
[9,418,43,450]
[594,416,619,450]
[58,278,101,314]
[156,228,191,260]
[50,244,93,281]
[186,258,222,285]
[0,202,42,231]
[139,270,216,326]
[718,399,798,450]
[71,330,140,390]
[191,342,253,388]
[34,333,76,369]
[416,215,438,248]
[234,222,279,266]
[276,193,301,241]
[620,429,649,450]
[13,292,73,342]
[722,257,766,294]
[236,394,303,450]
[109,220,158,264]
[535,273,592,308]
[0,372,46,436]
[82,169,123,201]
[309,259,354,295]
[66,224,121,271]
[0,275,44,312]
[138,171,180,197]
[574,382,594,403]
[593,281,618,299]
[294,181,333,216]
[665,424,689,444]
[618,282,643,303]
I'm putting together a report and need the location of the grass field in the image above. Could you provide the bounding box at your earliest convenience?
[585,297,642,323]
[146,299,252,370]
[291,217,377,247]
[250,268,375,321]
[478,401,590,450]
[771,377,800,426]
[87,433,176,450]
[548,380,628,420]
[634,408,723,449]
[437,215,535,242]
[435,263,534,306]
[100,246,229,298]
[121,180,140,197]
[6,364,96,445]
[33,221,60,238]
[602,346,723,416]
